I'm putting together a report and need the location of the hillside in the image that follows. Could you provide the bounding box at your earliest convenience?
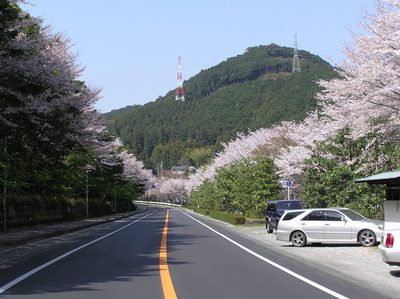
[105,44,336,170]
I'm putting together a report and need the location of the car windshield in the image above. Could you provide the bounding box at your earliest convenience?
[276,201,303,210]
[339,209,366,221]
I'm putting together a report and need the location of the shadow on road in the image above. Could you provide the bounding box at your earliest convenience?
[1,208,209,297]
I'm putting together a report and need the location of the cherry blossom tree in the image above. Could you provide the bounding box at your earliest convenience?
[0,2,91,161]
[184,0,400,196]
[154,178,187,203]
[319,0,400,114]
[0,1,154,200]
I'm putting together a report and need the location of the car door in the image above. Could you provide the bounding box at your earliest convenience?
[299,210,325,241]
[266,203,278,229]
[323,210,352,241]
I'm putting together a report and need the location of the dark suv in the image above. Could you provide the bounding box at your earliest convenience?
[265,200,304,233]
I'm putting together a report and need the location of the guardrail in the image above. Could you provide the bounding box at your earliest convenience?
[134,200,182,208]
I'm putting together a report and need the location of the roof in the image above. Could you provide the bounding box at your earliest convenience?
[171,166,186,171]
[269,199,303,203]
[355,171,400,185]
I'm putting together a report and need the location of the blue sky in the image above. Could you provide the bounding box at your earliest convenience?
[22,1,375,112]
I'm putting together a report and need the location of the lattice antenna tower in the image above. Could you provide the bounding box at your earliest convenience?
[292,33,301,73]
[176,56,185,101]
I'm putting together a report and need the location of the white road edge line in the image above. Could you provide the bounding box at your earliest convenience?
[0,211,156,294]
[180,210,349,299]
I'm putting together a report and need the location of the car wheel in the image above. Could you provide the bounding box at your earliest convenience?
[291,231,307,247]
[359,229,376,247]
[266,222,273,234]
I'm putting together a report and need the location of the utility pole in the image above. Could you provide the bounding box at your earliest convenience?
[113,155,117,214]
[3,137,7,232]
[114,181,117,214]
[286,180,293,200]
[86,168,89,218]
[85,165,95,219]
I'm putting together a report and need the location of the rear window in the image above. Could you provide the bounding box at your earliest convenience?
[276,201,304,210]
[266,204,276,212]
[282,211,304,221]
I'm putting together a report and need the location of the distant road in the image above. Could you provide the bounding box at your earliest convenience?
[0,208,389,298]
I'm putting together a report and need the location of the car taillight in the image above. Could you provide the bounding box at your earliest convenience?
[385,233,394,248]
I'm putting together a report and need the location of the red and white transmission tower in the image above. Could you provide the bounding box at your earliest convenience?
[176,56,185,101]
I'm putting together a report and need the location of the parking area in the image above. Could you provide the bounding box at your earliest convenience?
[234,225,400,297]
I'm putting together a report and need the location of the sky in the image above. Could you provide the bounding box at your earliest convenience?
[22,0,376,113]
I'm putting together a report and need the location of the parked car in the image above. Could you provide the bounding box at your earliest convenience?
[276,208,383,247]
[379,229,400,266]
[265,200,304,233]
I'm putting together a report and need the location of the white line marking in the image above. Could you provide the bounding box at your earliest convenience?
[0,211,155,294]
[180,210,349,299]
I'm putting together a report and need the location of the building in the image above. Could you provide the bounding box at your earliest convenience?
[171,166,187,175]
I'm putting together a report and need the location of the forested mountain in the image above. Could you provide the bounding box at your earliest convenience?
[105,44,336,170]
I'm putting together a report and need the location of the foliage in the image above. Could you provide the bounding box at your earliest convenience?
[0,1,153,226]
[193,208,246,225]
[182,147,214,168]
[106,44,336,169]
[193,207,209,216]
[5,194,137,228]
[302,128,392,219]
[297,0,400,219]
[190,180,219,211]
[188,1,400,195]
[319,0,400,116]
[209,210,246,225]
[190,157,280,218]
[150,140,186,169]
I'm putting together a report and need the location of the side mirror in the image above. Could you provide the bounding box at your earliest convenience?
[341,216,347,223]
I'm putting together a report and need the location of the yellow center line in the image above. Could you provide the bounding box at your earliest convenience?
[159,209,178,299]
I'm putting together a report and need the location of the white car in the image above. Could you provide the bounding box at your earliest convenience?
[276,208,383,247]
[379,229,400,266]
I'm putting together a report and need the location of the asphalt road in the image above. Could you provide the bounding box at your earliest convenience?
[0,207,389,298]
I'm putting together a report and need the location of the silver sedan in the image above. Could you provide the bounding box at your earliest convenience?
[276,208,383,247]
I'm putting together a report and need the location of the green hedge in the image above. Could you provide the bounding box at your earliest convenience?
[193,208,245,225]
[193,207,209,216]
